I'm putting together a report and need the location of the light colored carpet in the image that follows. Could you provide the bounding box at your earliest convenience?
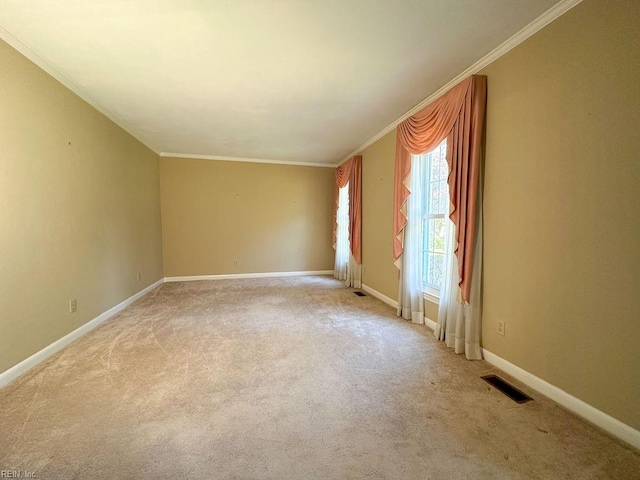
[0,276,638,479]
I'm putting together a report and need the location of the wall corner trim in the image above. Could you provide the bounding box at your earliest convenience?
[0,24,160,154]
[164,270,333,282]
[424,317,437,331]
[0,278,165,390]
[482,349,640,450]
[159,152,337,169]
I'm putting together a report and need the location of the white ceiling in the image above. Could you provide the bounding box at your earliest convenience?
[0,0,563,165]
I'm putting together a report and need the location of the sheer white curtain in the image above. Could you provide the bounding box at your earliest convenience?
[397,156,425,324]
[334,184,350,281]
[434,169,483,360]
[347,252,362,288]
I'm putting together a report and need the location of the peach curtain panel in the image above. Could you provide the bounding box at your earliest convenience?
[332,158,352,248]
[393,75,487,303]
[333,155,362,264]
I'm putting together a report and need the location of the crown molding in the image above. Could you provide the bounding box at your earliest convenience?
[160,152,336,168]
[2,0,582,167]
[0,24,160,154]
[337,0,583,166]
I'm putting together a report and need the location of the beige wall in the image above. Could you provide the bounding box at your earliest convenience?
[361,130,398,300]
[0,40,164,374]
[160,158,334,276]
[360,0,639,430]
[480,0,640,429]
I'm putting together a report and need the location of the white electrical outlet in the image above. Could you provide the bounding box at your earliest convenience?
[69,299,78,313]
[497,321,505,336]
[137,272,142,282]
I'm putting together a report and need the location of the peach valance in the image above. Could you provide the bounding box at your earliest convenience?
[393,75,487,303]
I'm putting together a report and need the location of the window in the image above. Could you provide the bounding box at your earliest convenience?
[418,140,449,297]
[334,183,350,280]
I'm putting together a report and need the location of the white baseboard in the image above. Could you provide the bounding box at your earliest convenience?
[0,278,165,389]
[482,349,640,450]
[424,317,437,330]
[7,275,635,452]
[0,272,328,387]
[361,282,639,449]
[361,283,439,332]
[165,270,333,282]
[361,283,398,308]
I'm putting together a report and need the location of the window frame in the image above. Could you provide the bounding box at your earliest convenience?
[419,140,449,303]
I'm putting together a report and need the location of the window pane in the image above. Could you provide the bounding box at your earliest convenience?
[429,154,439,182]
[439,181,449,215]
[430,141,448,181]
[428,181,438,215]
[424,178,431,215]
[427,253,445,290]
[422,216,430,285]
[430,180,448,215]
[422,249,429,285]
[422,139,449,292]
[419,154,430,214]
[424,217,447,290]
[442,182,449,215]
[428,219,436,252]
[429,218,446,253]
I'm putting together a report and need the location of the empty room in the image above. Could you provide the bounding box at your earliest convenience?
[0,0,638,478]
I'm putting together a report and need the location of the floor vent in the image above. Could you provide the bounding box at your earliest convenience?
[481,375,533,404]
[354,291,366,297]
